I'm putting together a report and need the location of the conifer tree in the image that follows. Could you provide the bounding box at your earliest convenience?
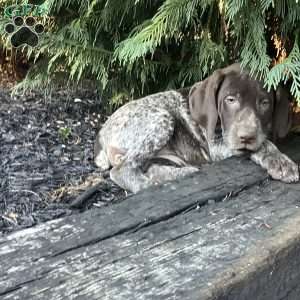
[1,0,300,107]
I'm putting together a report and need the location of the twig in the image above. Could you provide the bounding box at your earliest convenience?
[68,183,103,209]
[10,189,42,201]
[1,215,17,225]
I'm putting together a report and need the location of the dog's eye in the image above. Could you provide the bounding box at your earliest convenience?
[225,96,237,104]
[260,99,270,107]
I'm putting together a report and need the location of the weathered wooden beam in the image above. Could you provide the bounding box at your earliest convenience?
[0,138,299,300]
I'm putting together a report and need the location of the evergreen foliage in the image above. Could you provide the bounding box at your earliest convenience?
[1,0,300,106]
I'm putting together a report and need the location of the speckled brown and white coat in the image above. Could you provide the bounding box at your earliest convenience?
[95,64,299,193]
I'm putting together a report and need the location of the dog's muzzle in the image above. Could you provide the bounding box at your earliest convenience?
[228,109,264,151]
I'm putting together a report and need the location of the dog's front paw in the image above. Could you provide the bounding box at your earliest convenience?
[265,154,299,183]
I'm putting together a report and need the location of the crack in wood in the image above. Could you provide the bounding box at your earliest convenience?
[0,266,54,296]
[27,173,269,261]
[1,146,299,299]
[278,283,300,300]
[50,178,267,258]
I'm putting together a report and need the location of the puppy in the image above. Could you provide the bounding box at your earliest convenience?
[95,63,299,193]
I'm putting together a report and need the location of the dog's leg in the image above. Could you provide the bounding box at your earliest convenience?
[251,140,299,183]
[110,163,198,193]
[105,109,176,193]
[145,164,199,184]
[110,163,155,193]
[94,132,110,170]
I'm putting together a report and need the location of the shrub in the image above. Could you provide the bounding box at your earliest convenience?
[1,0,300,107]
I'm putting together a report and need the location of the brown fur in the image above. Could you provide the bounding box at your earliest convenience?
[95,63,299,193]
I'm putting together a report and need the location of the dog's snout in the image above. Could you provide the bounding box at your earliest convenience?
[238,107,256,122]
[235,108,260,146]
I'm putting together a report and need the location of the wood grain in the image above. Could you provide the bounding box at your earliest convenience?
[0,139,300,300]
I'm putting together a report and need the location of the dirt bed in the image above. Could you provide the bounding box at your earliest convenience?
[0,88,127,236]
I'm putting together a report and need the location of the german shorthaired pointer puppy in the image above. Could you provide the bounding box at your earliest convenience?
[95,63,299,193]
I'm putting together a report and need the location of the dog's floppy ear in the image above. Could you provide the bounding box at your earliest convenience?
[188,70,225,141]
[272,86,292,141]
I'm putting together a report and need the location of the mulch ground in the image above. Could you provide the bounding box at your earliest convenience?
[0,87,127,236]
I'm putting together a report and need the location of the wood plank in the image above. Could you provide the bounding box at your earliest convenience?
[0,140,299,299]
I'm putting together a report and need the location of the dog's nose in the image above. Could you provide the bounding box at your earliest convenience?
[239,134,256,144]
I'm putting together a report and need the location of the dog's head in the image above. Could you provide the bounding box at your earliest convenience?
[189,63,292,153]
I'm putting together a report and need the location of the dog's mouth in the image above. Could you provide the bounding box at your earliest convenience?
[235,143,258,151]
[229,138,262,153]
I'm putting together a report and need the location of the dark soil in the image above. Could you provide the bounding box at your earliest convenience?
[0,88,127,236]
